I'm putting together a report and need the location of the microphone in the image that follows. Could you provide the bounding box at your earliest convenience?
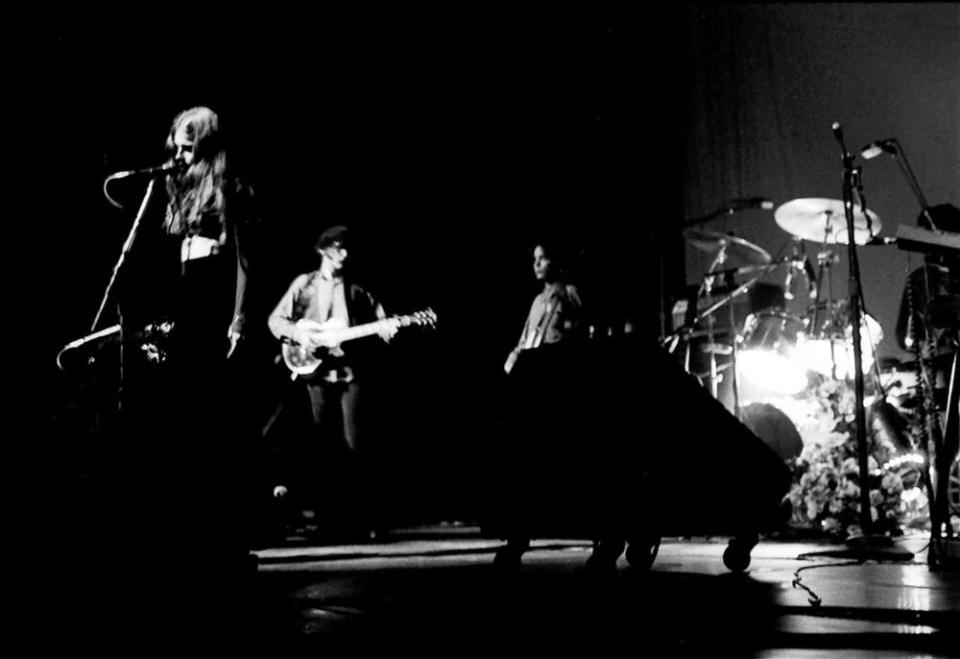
[860,139,897,160]
[729,197,774,210]
[831,121,844,143]
[108,160,187,180]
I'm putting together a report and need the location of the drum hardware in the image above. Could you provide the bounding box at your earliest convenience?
[682,197,775,229]
[683,228,773,269]
[699,237,729,404]
[703,257,793,280]
[782,237,817,303]
[773,196,887,383]
[674,227,775,416]
[702,342,733,356]
[800,299,883,380]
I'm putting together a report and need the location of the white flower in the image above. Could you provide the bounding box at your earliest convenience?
[881,472,903,494]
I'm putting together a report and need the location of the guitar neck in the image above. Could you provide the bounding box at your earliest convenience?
[335,316,408,343]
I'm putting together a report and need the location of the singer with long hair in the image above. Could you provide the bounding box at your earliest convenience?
[162,105,255,357]
[110,105,264,639]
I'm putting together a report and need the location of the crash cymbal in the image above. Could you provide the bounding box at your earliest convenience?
[775,198,881,244]
[683,228,771,266]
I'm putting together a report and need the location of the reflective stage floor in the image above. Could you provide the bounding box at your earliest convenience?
[34,522,958,655]
[240,527,958,656]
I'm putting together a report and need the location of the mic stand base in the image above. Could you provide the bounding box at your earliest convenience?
[799,534,914,562]
[843,532,914,561]
[928,537,960,571]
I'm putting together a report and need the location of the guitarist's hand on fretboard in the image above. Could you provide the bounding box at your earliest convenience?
[378,319,399,343]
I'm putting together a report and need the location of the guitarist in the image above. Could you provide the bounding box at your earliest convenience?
[267,225,396,540]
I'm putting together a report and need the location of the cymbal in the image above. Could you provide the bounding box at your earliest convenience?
[683,228,771,266]
[775,198,881,244]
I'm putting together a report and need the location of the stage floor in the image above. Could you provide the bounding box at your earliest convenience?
[235,526,960,656]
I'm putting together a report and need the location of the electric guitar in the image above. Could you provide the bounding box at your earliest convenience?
[281,308,437,377]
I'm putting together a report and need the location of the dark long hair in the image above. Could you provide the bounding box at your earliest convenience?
[163,106,229,237]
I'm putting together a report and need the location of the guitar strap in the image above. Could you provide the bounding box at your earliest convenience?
[528,290,560,350]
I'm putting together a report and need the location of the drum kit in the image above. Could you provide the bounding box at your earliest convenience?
[674,197,885,412]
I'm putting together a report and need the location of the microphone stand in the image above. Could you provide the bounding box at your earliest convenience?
[833,125,912,560]
[883,139,960,564]
[883,139,937,230]
[58,178,159,425]
[866,137,960,564]
[90,178,157,333]
[683,206,737,228]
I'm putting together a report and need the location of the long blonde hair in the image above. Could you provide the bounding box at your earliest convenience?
[163,106,228,237]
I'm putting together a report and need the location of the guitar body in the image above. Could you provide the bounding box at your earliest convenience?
[281,318,348,376]
[280,308,437,378]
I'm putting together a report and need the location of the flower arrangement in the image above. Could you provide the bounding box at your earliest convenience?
[771,377,926,539]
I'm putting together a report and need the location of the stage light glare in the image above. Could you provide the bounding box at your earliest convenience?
[737,350,807,396]
[800,338,876,380]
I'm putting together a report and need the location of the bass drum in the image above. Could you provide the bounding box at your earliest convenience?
[739,402,804,463]
[799,310,883,379]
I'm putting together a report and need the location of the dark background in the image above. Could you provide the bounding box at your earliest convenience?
[9,5,958,526]
[11,6,663,524]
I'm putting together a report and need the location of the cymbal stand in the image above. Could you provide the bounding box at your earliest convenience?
[728,284,741,418]
[662,263,777,405]
[698,245,728,399]
[812,242,842,380]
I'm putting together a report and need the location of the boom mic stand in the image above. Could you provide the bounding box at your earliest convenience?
[831,123,912,560]
[90,177,158,334]
[869,138,960,566]
[863,138,938,230]
[58,175,159,429]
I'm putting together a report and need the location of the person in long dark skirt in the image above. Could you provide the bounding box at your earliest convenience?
[103,106,270,644]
